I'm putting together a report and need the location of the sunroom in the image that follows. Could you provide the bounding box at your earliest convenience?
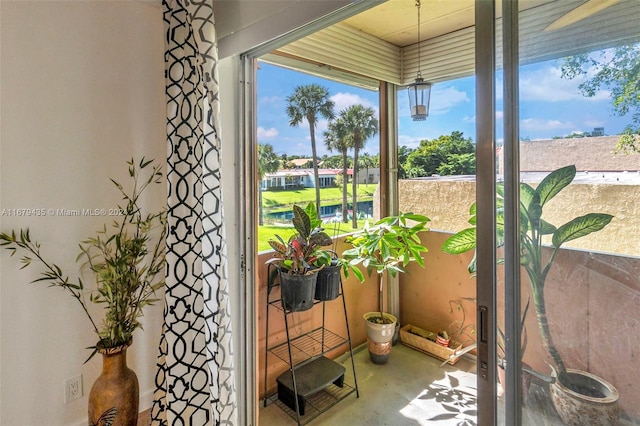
[238,1,640,425]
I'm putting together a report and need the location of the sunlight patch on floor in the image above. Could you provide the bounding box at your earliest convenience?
[399,370,477,426]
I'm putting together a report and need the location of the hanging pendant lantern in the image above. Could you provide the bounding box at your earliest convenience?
[408,74,432,121]
[408,0,432,121]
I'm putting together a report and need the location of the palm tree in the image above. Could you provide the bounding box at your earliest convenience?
[285,84,335,215]
[258,143,280,225]
[324,117,351,223]
[342,105,378,228]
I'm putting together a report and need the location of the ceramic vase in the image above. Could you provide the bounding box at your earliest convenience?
[88,342,139,426]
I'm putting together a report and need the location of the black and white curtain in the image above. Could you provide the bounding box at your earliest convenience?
[152,0,237,424]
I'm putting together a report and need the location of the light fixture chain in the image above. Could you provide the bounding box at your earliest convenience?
[416,0,421,77]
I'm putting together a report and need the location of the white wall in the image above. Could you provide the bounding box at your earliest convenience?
[0,1,165,424]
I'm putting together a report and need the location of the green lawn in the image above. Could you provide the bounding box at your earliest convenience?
[262,184,376,210]
[257,184,377,251]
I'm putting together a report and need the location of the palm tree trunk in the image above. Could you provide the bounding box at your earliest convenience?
[341,150,348,223]
[351,146,359,228]
[309,123,322,217]
[258,185,264,226]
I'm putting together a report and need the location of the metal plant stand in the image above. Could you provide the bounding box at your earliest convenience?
[263,265,359,425]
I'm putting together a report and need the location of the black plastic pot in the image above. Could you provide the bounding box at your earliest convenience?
[280,271,317,312]
[315,263,341,301]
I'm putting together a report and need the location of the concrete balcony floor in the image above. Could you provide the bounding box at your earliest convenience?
[259,342,629,425]
[259,343,478,425]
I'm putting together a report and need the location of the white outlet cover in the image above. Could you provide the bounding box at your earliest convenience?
[64,375,83,403]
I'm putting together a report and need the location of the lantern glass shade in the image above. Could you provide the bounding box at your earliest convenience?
[407,78,432,121]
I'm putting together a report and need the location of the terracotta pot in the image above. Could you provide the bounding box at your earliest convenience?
[436,334,450,347]
[366,338,393,365]
[550,369,619,426]
[88,342,139,426]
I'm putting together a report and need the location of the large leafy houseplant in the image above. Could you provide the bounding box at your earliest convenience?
[441,165,613,385]
[266,202,332,275]
[342,212,431,322]
[0,158,166,360]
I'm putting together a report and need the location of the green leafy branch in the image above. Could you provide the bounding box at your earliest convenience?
[1,158,166,361]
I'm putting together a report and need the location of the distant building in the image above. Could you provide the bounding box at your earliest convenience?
[261,168,350,190]
[497,135,639,174]
[287,158,314,169]
[356,167,380,184]
[592,127,605,137]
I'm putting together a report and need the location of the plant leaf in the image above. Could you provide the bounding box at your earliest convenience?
[552,213,613,248]
[442,228,476,254]
[537,164,576,207]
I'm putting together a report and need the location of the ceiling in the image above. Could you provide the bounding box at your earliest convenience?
[342,0,476,47]
[214,0,639,87]
[211,0,560,56]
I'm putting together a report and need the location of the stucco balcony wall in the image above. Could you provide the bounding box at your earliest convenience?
[259,230,640,420]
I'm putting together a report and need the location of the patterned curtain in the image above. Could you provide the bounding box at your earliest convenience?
[152,0,238,424]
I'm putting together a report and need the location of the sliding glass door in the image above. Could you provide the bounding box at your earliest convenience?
[492,1,640,424]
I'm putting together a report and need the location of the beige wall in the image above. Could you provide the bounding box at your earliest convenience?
[399,179,640,257]
[498,136,640,174]
[399,179,476,233]
[400,232,477,347]
[1,2,165,424]
[397,179,640,418]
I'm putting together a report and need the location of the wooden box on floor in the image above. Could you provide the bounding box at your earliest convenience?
[399,324,463,365]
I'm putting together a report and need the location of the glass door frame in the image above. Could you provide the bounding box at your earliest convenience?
[475,1,499,424]
[476,0,525,424]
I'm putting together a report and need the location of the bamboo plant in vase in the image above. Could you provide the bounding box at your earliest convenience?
[342,212,430,364]
[442,165,617,425]
[0,158,166,426]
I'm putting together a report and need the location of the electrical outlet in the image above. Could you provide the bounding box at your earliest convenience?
[64,375,83,403]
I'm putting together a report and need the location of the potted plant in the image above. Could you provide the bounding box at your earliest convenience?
[266,202,332,312]
[314,248,342,301]
[342,212,430,364]
[442,165,618,424]
[0,158,166,425]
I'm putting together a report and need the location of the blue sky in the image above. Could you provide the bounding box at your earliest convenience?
[256,57,632,158]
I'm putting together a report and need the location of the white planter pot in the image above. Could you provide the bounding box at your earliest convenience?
[363,312,398,343]
[550,369,619,426]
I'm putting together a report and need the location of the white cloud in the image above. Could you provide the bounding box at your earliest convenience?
[520,118,573,131]
[519,64,610,102]
[461,110,502,124]
[398,135,423,149]
[429,86,471,114]
[259,95,284,106]
[331,92,378,114]
[257,127,279,139]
